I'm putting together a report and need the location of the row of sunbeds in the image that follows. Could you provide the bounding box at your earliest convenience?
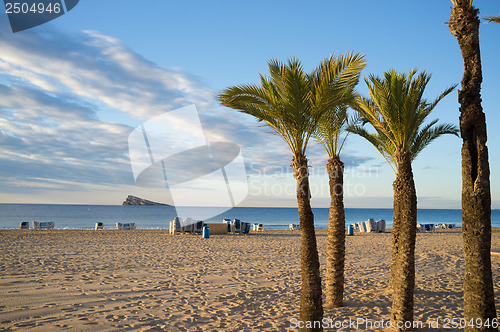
[356,220,456,233]
[169,217,204,234]
[20,221,55,230]
[20,219,258,233]
[169,218,254,235]
[357,219,386,233]
[20,221,137,230]
[223,218,263,233]
[418,223,456,232]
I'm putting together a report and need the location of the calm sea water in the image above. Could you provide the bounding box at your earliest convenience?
[1,204,500,230]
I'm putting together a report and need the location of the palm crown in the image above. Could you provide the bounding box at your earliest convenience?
[314,105,364,158]
[217,54,366,159]
[348,69,459,174]
[312,54,366,158]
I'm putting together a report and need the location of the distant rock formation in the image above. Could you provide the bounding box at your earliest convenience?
[122,195,169,206]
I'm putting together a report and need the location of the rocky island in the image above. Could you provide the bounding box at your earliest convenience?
[122,195,169,206]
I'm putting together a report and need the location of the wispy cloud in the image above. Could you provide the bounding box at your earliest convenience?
[0,20,215,119]
[0,19,254,202]
[0,18,373,204]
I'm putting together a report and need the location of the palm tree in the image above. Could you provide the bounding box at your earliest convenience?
[218,56,365,331]
[312,53,366,307]
[449,1,498,330]
[218,58,323,330]
[349,69,458,330]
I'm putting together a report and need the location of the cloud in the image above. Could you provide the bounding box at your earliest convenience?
[0,24,215,118]
[0,18,376,204]
[0,19,249,202]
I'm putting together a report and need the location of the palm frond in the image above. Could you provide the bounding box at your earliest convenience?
[422,84,457,117]
[349,69,457,174]
[218,57,338,158]
[347,124,397,174]
[484,15,500,24]
[311,52,366,157]
[410,122,459,160]
[315,105,348,157]
[450,0,473,8]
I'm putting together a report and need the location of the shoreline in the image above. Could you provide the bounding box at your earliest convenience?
[1,229,499,331]
[2,205,486,231]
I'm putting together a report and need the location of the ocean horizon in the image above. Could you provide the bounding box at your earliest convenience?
[2,203,500,230]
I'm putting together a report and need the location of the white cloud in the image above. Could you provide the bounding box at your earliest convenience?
[0,20,375,205]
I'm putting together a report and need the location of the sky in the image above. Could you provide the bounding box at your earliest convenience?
[0,0,499,209]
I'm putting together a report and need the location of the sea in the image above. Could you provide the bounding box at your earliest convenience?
[1,204,500,230]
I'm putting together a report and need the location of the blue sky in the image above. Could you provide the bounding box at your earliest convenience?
[0,1,499,208]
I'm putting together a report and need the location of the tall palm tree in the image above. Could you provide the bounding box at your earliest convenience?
[218,56,365,331]
[349,69,458,330]
[449,1,498,330]
[312,53,366,307]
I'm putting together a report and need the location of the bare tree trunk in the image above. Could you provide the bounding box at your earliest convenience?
[449,3,497,331]
[292,155,323,332]
[325,156,346,307]
[390,149,417,331]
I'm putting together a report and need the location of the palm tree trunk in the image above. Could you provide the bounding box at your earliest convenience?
[325,156,346,307]
[390,148,417,331]
[292,155,323,332]
[449,3,497,331]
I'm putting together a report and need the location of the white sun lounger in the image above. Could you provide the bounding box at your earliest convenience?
[376,219,386,232]
[222,219,232,232]
[116,222,136,230]
[182,217,194,233]
[170,217,182,234]
[365,219,376,232]
[417,224,435,232]
[32,221,55,230]
[252,223,264,231]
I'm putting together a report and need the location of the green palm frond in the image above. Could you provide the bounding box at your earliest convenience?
[349,69,458,174]
[347,123,397,174]
[315,105,348,157]
[484,15,500,23]
[218,57,333,158]
[312,53,366,157]
[411,121,459,160]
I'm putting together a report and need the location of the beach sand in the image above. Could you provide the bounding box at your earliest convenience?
[1,229,500,331]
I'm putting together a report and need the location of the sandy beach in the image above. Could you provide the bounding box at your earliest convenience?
[1,229,500,331]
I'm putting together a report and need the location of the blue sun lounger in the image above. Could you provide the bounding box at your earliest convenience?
[242,222,251,234]
[193,220,204,234]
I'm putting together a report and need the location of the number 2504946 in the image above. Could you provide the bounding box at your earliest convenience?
[5,2,62,14]
[442,318,499,329]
